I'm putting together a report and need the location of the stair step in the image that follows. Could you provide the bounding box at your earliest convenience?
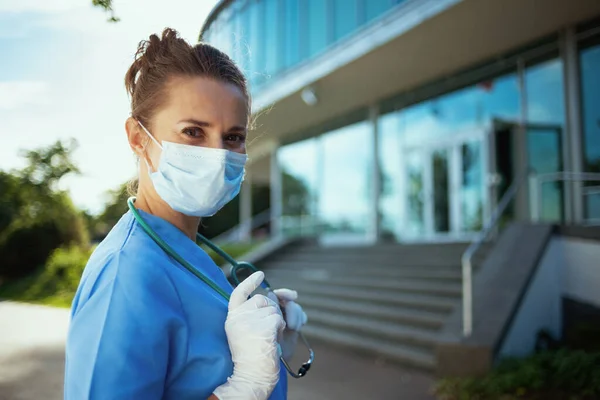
[263,266,462,281]
[262,259,468,270]
[301,324,435,371]
[292,286,457,313]
[306,309,439,350]
[299,297,446,329]
[268,254,481,267]
[269,276,461,298]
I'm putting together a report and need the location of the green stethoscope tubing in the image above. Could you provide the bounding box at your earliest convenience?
[127,197,313,378]
[127,197,271,301]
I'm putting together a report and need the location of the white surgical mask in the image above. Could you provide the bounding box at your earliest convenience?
[138,121,247,217]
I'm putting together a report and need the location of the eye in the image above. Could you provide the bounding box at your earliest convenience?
[182,127,204,138]
[224,133,246,144]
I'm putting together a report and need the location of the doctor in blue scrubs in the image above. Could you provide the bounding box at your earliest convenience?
[64,27,307,400]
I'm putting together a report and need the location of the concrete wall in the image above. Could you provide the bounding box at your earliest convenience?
[561,237,600,308]
[498,236,600,359]
[497,237,563,358]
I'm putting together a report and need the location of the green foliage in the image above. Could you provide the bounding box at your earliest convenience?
[92,0,119,22]
[203,241,263,267]
[281,170,311,216]
[200,184,270,239]
[0,241,260,308]
[0,245,93,308]
[89,182,131,240]
[435,349,600,400]
[0,140,88,279]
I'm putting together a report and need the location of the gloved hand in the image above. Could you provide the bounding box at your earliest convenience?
[213,271,285,400]
[268,289,308,331]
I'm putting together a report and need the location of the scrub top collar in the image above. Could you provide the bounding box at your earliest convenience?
[129,208,230,288]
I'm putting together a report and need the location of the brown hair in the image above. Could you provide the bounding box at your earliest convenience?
[124,27,250,128]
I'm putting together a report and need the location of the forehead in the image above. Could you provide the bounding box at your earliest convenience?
[161,76,248,124]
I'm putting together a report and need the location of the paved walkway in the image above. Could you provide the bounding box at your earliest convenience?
[0,301,436,399]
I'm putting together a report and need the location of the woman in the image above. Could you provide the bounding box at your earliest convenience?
[64,28,306,400]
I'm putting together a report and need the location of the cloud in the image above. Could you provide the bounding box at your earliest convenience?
[0,81,50,110]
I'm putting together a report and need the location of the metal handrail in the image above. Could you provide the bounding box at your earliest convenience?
[531,172,600,222]
[461,169,531,337]
[210,209,273,244]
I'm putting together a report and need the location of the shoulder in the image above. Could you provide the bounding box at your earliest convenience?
[74,212,182,313]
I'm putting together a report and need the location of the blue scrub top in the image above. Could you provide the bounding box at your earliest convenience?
[64,209,288,399]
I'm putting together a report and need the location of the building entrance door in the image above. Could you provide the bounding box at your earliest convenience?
[402,130,488,240]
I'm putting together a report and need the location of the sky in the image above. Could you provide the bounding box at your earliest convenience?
[0,0,218,215]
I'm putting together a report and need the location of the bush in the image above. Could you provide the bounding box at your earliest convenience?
[435,349,600,400]
[0,191,88,279]
[0,245,92,307]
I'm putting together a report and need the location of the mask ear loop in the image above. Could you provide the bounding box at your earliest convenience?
[137,120,162,173]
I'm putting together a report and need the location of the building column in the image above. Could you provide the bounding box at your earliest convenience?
[239,171,252,241]
[270,142,283,239]
[561,27,584,224]
[369,104,381,242]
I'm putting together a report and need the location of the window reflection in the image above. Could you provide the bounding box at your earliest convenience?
[334,0,357,41]
[278,138,319,236]
[204,0,411,92]
[307,0,328,57]
[264,0,281,75]
[284,0,301,69]
[248,0,264,87]
[319,122,372,235]
[365,0,392,22]
[581,43,600,220]
[432,149,450,233]
[378,113,402,239]
[525,59,565,223]
[461,141,483,231]
[581,45,600,173]
[400,74,520,147]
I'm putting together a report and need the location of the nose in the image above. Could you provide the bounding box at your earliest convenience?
[204,133,225,150]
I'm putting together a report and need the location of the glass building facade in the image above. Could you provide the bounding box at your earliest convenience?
[203,3,600,241]
[202,0,408,92]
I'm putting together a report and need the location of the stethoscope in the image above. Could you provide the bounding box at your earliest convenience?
[127,197,314,378]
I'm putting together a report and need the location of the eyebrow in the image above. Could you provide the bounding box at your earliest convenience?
[178,118,247,133]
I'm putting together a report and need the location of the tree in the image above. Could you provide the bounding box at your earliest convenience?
[0,140,88,279]
[92,0,119,22]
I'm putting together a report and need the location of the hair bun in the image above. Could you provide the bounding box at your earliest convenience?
[125,28,190,100]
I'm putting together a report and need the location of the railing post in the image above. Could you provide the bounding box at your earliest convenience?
[530,172,540,223]
[462,254,473,337]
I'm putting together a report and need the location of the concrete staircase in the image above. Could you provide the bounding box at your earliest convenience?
[261,241,490,371]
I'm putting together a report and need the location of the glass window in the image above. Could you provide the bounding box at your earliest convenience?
[247,0,265,87]
[284,0,301,68]
[278,138,319,236]
[319,122,372,235]
[365,0,391,22]
[400,73,520,147]
[333,0,357,41]
[525,59,565,222]
[264,0,281,75]
[581,44,600,175]
[307,0,328,58]
[238,4,252,77]
[378,112,402,239]
[230,9,243,69]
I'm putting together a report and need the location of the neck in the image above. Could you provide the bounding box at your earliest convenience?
[135,190,200,241]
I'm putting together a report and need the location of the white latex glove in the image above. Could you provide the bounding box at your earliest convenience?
[213,271,285,400]
[267,288,308,331]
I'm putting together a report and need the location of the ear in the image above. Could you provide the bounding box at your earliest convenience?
[125,117,148,157]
